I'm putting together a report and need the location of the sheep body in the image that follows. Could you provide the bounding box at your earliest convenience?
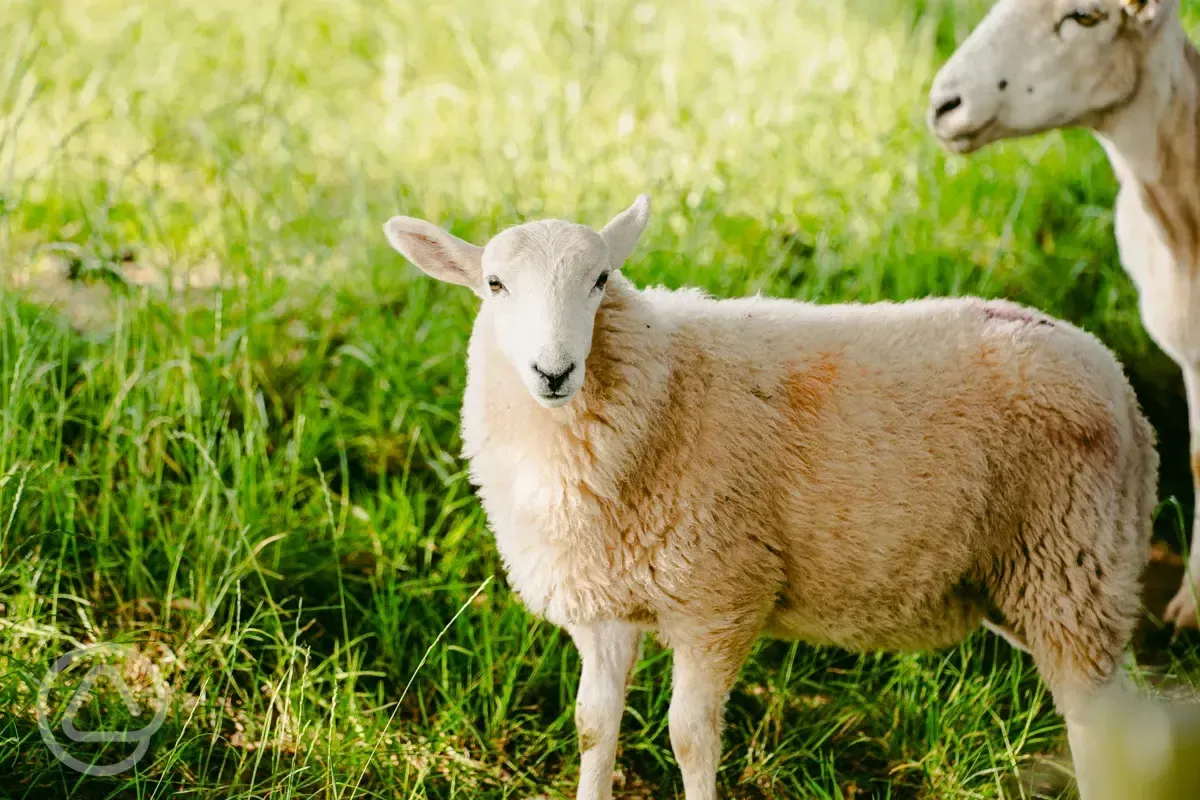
[385,203,1157,800]
[465,277,1154,691]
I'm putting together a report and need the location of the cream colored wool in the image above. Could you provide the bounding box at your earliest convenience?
[383,198,1158,800]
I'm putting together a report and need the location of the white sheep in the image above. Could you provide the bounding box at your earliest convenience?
[383,196,1158,800]
[928,0,1200,629]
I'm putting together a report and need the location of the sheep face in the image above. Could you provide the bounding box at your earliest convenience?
[479,222,613,407]
[928,0,1162,154]
[383,195,650,409]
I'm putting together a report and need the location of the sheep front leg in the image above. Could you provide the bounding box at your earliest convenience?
[1166,363,1200,629]
[668,633,753,800]
[569,620,641,800]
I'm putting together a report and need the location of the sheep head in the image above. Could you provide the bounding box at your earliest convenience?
[383,195,651,408]
[927,0,1175,154]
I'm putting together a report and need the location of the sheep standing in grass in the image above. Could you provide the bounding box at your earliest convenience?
[383,196,1158,800]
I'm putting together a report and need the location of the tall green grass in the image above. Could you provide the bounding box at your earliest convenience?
[1,1,1198,797]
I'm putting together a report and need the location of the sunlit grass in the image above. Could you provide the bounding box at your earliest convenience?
[1,0,1199,798]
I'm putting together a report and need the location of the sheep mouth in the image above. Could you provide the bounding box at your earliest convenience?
[537,391,575,408]
[938,119,999,155]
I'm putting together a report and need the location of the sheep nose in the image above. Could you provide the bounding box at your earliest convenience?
[533,362,576,392]
[932,93,963,121]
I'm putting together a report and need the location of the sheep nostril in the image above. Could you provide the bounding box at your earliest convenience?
[535,362,576,393]
[935,95,963,120]
[547,364,575,392]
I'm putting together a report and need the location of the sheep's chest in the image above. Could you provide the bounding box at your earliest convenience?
[470,453,636,629]
[460,350,653,630]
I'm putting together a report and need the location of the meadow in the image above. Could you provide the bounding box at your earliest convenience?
[2,0,1200,797]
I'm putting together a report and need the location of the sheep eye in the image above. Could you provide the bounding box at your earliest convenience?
[486,276,505,295]
[1067,8,1107,27]
[594,272,609,291]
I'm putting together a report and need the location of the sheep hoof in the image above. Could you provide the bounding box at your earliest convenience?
[1165,584,1200,630]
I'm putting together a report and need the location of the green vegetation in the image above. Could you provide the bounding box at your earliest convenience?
[1,0,1198,797]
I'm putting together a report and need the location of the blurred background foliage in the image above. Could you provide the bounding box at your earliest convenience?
[1,1,1198,798]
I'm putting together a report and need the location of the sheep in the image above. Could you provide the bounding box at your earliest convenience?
[383,195,1159,800]
[927,0,1200,629]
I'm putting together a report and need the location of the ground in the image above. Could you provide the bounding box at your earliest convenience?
[1,0,1199,798]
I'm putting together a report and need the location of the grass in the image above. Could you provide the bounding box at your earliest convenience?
[1,0,1200,797]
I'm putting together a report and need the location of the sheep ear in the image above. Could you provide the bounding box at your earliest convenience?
[1122,0,1172,24]
[383,217,484,291]
[600,194,651,268]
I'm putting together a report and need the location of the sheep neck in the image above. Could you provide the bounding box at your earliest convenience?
[1095,18,1200,270]
[574,276,672,420]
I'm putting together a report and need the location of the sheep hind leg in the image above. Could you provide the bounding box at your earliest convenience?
[987,599,1128,799]
[1057,671,1138,800]
[1020,619,1136,800]
[997,479,1146,796]
[1060,668,1200,800]
[1165,362,1200,630]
